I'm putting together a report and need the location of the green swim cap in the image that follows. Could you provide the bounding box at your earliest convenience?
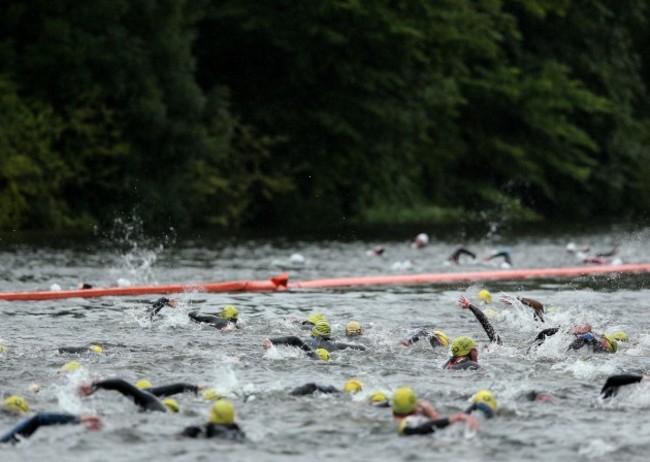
[210,400,235,425]
[88,345,103,353]
[345,321,363,336]
[220,305,239,320]
[315,348,330,361]
[368,391,389,405]
[163,398,180,413]
[307,313,327,325]
[60,361,81,373]
[311,321,331,338]
[473,390,497,412]
[202,389,226,401]
[392,387,417,416]
[602,333,618,352]
[479,290,492,303]
[343,379,363,394]
[613,331,628,343]
[135,380,153,390]
[4,396,30,413]
[432,330,449,346]
[451,336,476,357]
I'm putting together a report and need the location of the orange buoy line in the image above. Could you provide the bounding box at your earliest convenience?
[0,264,649,302]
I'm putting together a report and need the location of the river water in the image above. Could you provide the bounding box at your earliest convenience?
[2,223,650,461]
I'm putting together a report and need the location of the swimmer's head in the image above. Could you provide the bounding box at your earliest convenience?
[602,333,619,352]
[88,345,103,353]
[210,400,235,425]
[451,336,476,357]
[311,321,331,338]
[479,289,492,303]
[220,305,239,321]
[4,396,30,413]
[345,321,363,336]
[0,344,5,353]
[432,330,449,347]
[202,389,226,401]
[368,391,389,406]
[135,380,153,390]
[59,361,81,373]
[392,387,417,416]
[343,379,363,394]
[473,390,497,412]
[163,398,180,413]
[306,313,327,325]
[315,348,330,361]
[612,331,628,343]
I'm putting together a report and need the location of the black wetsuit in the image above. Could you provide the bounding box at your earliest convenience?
[181,422,246,441]
[398,415,453,436]
[90,378,197,412]
[464,402,495,419]
[189,311,237,329]
[466,303,502,345]
[442,356,480,370]
[405,329,445,349]
[517,297,545,322]
[58,345,104,354]
[601,374,644,398]
[148,297,174,320]
[1,412,80,443]
[568,333,612,353]
[269,336,366,353]
[289,383,340,396]
[487,251,512,266]
[448,247,476,264]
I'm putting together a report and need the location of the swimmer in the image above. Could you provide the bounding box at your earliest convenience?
[58,344,105,354]
[411,233,429,249]
[465,390,497,419]
[401,329,449,350]
[77,378,203,412]
[1,412,101,443]
[180,400,245,441]
[484,250,512,267]
[448,246,476,264]
[443,336,480,370]
[600,374,650,399]
[521,390,555,402]
[367,246,385,257]
[189,305,239,331]
[262,321,366,353]
[500,294,545,322]
[392,387,479,436]
[293,312,328,331]
[148,297,178,321]
[289,379,363,396]
[368,390,390,407]
[3,396,30,414]
[458,296,503,345]
[568,331,619,353]
[344,321,371,345]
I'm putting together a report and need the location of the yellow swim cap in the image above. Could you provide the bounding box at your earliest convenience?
[433,330,449,346]
[315,348,330,361]
[368,390,389,405]
[220,305,239,320]
[479,289,492,303]
[135,380,153,390]
[307,313,327,325]
[4,396,30,413]
[0,344,5,353]
[163,398,180,413]
[343,379,363,394]
[88,345,103,353]
[345,321,363,336]
[451,336,476,357]
[311,321,331,338]
[60,361,81,373]
[210,400,235,425]
[613,331,628,343]
[392,387,417,416]
[473,390,497,412]
[602,333,618,352]
[202,389,226,401]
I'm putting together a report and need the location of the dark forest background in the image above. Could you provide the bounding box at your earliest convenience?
[2,0,650,233]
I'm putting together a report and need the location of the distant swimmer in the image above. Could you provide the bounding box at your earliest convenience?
[401,329,449,350]
[521,390,555,402]
[411,233,429,249]
[567,242,620,265]
[344,320,371,345]
[600,374,650,399]
[180,400,245,441]
[448,247,476,264]
[532,324,626,354]
[366,246,385,257]
[484,250,512,267]
[3,396,30,414]
[500,294,545,322]
[77,378,202,412]
[289,379,363,396]
[189,305,239,331]
[457,296,503,345]
[391,387,479,436]
[465,390,498,419]
[148,297,178,321]
[291,312,328,331]
[58,344,105,354]
[1,412,101,443]
[262,321,366,353]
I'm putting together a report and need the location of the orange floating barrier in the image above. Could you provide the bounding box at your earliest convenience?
[0,264,649,301]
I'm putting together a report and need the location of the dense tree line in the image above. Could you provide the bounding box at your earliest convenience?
[1,0,649,232]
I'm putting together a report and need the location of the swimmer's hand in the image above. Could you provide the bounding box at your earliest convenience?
[80,414,102,431]
[569,324,592,335]
[77,381,95,397]
[457,296,471,309]
[262,339,273,350]
[449,412,479,431]
[400,338,412,346]
[499,293,515,305]
[220,322,236,332]
[416,401,439,420]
